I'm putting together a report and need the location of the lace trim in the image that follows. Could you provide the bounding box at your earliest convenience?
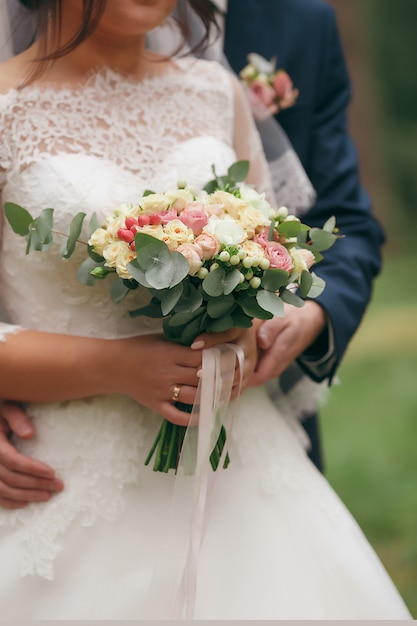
[0,60,235,189]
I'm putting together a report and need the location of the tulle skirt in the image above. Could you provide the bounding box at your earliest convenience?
[0,387,411,619]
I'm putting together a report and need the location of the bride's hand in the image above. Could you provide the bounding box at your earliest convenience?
[190,324,261,397]
[114,334,202,426]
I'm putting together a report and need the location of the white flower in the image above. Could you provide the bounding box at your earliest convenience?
[163,219,194,249]
[164,188,195,210]
[239,184,274,219]
[203,216,246,246]
[139,192,172,215]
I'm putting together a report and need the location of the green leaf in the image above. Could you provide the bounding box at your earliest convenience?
[181,316,206,346]
[159,283,184,316]
[306,272,326,298]
[323,215,336,233]
[206,294,235,319]
[168,307,204,328]
[173,282,203,313]
[4,202,33,236]
[309,228,337,252]
[231,308,254,328]
[110,276,131,303]
[299,270,313,298]
[129,299,163,319]
[202,267,241,297]
[256,290,285,317]
[77,257,104,286]
[261,268,289,291]
[206,314,234,333]
[202,179,219,194]
[281,289,305,308]
[277,220,302,238]
[237,293,273,320]
[89,212,101,235]
[127,259,153,288]
[27,208,54,251]
[61,212,86,259]
[202,267,227,297]
[228,160,250,182]
[88,245,105,263]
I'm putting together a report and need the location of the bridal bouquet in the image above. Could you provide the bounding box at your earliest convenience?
[4,161,338,473]
[240,53,299,121]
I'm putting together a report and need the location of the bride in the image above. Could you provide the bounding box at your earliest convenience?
[0,0,412,619]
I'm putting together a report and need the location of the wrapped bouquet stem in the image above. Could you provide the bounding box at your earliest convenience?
[5,160,339,473]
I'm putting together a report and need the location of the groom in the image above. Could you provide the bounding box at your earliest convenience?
[0,0,385,507]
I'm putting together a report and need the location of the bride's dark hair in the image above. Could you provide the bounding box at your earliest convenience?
[20,0,220,81]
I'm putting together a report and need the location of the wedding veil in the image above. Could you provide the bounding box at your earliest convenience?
[0,0,34,62]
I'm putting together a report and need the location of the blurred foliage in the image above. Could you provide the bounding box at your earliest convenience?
[361,0,417,248]
[321,255,417,617]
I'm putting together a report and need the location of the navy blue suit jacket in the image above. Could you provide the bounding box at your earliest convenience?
[224,0,385,381]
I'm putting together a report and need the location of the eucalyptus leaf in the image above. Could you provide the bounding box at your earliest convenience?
[88,245,105,263]
[110,276,131,303]
[256,290,285,317]
[299,269,313,298]
[281,289,305,308]
[62,212,86,259]
[206,294,235,319]
[231,308,254,328]
[173,282,203,313]
[4,202,33,236]
[206,314,234,334]
[228,160,250,183]
[168,307,204,328]
[323,215,336,233]
[127,260,153,288]
[159,283,184,316]
[223,269,242,295]
[237,293,273,319]
[77,256,104,286]
[180,316,206,346]
[31,208,54,249]
[129,299,163,319]
[277,220,301,238]
[309,228,337,252]
[202,267,227,297]
[89,212,101,235]
[306,272,326,298]
[261,268,289,291]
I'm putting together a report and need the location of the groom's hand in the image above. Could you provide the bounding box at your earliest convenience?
[249,301,326,387]
[0,402,64,509]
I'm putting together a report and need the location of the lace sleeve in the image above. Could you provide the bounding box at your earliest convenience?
[229,73,276,207]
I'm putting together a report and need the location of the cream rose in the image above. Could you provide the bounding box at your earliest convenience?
[103,241,135,278]
[88,228,111,256]
[162,219,194,250]
[139,192,172,215]
[203,216,246,246]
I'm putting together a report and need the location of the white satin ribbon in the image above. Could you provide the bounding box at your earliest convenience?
[144,342,244,619]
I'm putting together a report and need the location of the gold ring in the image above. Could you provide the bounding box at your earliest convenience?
[171,385,181,402]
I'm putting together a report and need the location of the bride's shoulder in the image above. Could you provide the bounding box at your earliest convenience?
[0,56,29,94]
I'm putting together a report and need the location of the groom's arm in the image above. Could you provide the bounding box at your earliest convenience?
[285,2,385,382]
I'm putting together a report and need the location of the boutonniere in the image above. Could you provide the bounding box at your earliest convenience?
[240,53,299,122]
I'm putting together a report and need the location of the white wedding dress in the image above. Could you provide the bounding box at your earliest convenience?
[0,58,412,620]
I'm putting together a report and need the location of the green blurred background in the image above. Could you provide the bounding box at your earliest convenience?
[321,0,416,616]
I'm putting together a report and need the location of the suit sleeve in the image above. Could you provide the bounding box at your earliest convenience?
[297,4,385,382]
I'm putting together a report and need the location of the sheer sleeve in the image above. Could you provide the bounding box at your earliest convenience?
[229,73,277,207]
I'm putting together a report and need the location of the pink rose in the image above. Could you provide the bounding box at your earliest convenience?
[264,241,294,272]
[246,86,279,121]
[178,203,209,235]
[156,207,178,225]
[253,227,278,248]
[177,243,203,275]
[250,78,276,107]
[194,233,221,260]
[272,71,299,110]
[298,248,316,269]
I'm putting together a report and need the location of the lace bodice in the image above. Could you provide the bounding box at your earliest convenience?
[0,58,273,336]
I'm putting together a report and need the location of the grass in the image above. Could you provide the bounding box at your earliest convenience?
[320,254,417,616]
